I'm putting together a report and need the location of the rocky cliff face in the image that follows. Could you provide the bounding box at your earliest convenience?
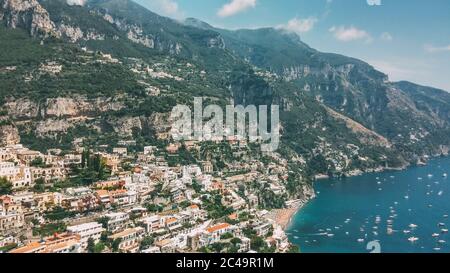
[0,0,56,36]
[0,124,20,145]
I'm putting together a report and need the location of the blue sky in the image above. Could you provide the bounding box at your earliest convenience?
[135,0,450,91]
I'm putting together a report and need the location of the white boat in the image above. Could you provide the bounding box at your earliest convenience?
[428,174,433,178]
[438,191,444,196]
[438,223,446,227]
[357,239,365,243]
[327,233,335,237]
[403,230,411,234]
[408,237,419,242]
[438,240,446,244]
[404,195,409,199]
[432,233,440,237]
[409,224,418,229]
[443,173,448,177]
[434,248,441,251]
[441,229,449,233]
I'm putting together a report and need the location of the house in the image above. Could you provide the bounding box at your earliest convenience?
[0,162,32,189]
[166,143,180,154]
[201,223,234,245]
[201,161,213,174]
[0,196,25,234]
[253,222,272,237]
[113,148,128,157]
[42,233,81,253]
[109,227,145,253]
[67,222,104,250]
[105,212,129,233]
[9,233,81,253]
[155,238,175,253]
[31,167,66,183]
[140,215,162,234]
[164,217,182,231]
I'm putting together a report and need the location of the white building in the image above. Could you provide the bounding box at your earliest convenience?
[105,212,129,233]
[0,162,32,189]
[67,222,104,249]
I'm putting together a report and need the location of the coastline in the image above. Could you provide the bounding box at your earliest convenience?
[282,154,449,251]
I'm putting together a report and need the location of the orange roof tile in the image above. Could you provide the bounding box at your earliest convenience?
[206,223,230,233]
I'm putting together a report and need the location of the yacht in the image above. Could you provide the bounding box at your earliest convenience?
[408,237,419,242]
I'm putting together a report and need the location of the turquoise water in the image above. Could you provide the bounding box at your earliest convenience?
[287,157,450,253]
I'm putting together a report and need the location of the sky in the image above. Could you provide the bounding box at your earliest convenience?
[134,0,450,91]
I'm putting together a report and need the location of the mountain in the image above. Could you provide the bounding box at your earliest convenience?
[1,0,450,198]
[185,18,450,157]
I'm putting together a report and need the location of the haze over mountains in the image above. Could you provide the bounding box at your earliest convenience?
[2,0,450,197]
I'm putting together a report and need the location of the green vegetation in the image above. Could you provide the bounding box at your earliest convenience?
[45,206,77,221]
[0,177,13,195]
[33,222,67,237]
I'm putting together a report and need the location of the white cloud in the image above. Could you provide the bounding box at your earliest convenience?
[329,26,372,43]
[425,44,450,53]
[277,17,318,35]
[380,32,393,41]
[66,0,86,6]
[139,0,183,19]
[367,0,381,6]
[217,0,257,18]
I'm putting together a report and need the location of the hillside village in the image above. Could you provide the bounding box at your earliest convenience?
[0,133,311,253]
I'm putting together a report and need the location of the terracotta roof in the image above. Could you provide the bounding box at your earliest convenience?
[206,223,230,233]
[9,242,43,253]
[189,204,199,210]
[166,217,178,224]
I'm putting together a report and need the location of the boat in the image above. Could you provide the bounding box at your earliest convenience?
[441,229,449,233]
[443,173,448,177]
[438,223,446,227]
[438,191,444,196]
[434,248,441,251]
[428,174,433,178]
[327,233,335,237]
[432,233,440,237]
[403,230,411,234]
[408,237,419,242]
[357,239,365,243]
[409,224,418,229]
[404,195,409,199]
[438,240,446,244]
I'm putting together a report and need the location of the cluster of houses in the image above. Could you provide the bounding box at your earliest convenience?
[1,139,294,253]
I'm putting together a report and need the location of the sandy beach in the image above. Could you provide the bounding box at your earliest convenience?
[265,201,304,230]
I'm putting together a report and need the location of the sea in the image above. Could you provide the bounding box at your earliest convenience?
[287,156,450,253]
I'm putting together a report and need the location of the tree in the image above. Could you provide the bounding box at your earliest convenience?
[87,238,96,253]
[111,238,122,253]
[33,178,46,193]
[94,242,105,253]
[140,236,154,250]
[250,236,266,252]
[0,177,13,195]
[30,157,45,167]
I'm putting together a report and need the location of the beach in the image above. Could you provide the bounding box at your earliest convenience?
[266,200,307,230]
